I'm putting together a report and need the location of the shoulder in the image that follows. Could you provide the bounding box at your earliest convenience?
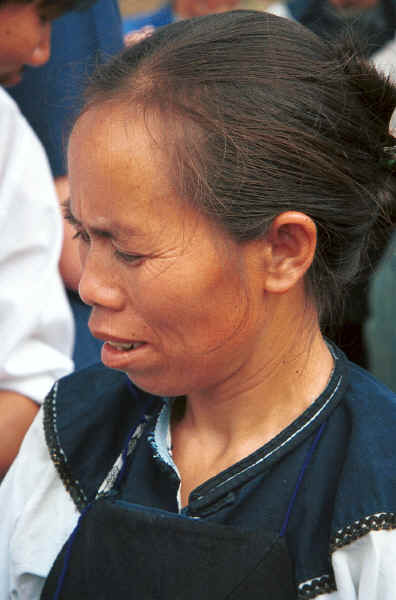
[294,360,396,598]
[0,86,19,116]
[54,361,129,398]
[44,365,162,509]
[0,86,31,147]
[341,360,396,446]
[0,86,52,182]
[0,88,57,237]
[341,361,396,476]
[0,88,26,171]
[50,363,151,427]
[329,362,396,554]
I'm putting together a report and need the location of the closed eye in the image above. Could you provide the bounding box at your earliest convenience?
[72,229,90,243]
[63,200,145,263]
[114,249,145,265]
[63,202,91,243]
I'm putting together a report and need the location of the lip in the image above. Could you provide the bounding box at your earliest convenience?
[90,328,151,370]
[91,331,140,344]
[101,340,148,370]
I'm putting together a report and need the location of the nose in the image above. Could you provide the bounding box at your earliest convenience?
[78,247,124,311]
[28,23,51,68]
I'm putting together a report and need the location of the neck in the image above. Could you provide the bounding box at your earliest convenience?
[171,298,334,506]
[178,323,333,453]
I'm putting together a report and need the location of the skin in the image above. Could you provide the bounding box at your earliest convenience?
[68,104,334,506]
[174,0,239,18]
[0,1,52,87]
[0,392,38,478]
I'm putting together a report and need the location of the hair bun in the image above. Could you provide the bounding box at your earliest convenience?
[381,144,396,172]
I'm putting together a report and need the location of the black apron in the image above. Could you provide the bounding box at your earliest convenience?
[41,409,326,600]
[42,497,295,599]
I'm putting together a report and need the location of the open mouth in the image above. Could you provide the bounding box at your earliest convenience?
[101,336,151,371]
[105,341,145,351]
[101,339,149,370]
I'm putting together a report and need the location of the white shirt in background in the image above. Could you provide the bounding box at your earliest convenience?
[0,86,74,404]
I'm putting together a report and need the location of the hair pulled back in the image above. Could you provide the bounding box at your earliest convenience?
[82,10,396,324]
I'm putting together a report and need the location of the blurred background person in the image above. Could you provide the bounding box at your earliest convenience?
[0,0,94,476]
[9,0,124,371]
[270,0,396,57]
[123,0,241,36]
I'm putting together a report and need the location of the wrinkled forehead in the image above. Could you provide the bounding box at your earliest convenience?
[67,102,183,226]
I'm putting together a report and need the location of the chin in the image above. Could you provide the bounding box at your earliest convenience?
[123,370,188,399]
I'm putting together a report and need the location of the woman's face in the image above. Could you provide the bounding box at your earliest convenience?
[68,106,268,398]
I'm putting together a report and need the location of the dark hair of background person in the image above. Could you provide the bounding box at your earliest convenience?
[0,0,95,18]
[288,0,396,58]
[80,10,396,328]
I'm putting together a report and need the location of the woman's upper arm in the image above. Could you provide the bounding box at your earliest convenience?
[329,530,396,599]
[0,408,78,599]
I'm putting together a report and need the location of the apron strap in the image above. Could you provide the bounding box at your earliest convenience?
[279,420,327,537]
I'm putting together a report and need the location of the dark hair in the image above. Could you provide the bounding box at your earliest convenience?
[0,0,94,18]
[80,10,396,324]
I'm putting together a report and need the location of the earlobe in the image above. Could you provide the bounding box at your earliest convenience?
[263,212,317,294]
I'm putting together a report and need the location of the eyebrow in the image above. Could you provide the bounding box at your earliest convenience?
[63,198,113,239]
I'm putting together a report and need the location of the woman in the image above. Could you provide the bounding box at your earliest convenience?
[1,10,396,599]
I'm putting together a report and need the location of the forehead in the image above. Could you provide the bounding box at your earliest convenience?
[70,103,164,167]
[0,1,38,24]
[69,103,173,198]
[68,103,233,256]
[68,103,191,232]
[0,0,50,18]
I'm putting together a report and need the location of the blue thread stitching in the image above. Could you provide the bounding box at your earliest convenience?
[280,420,327,537]
[195,377,340,502]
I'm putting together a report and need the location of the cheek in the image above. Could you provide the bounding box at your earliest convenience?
[128,261,251,355]
[0,42,16,65]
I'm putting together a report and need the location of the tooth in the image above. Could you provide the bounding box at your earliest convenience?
[108,341,134,350]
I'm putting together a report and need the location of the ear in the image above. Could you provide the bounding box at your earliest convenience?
[262,212,317,294]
